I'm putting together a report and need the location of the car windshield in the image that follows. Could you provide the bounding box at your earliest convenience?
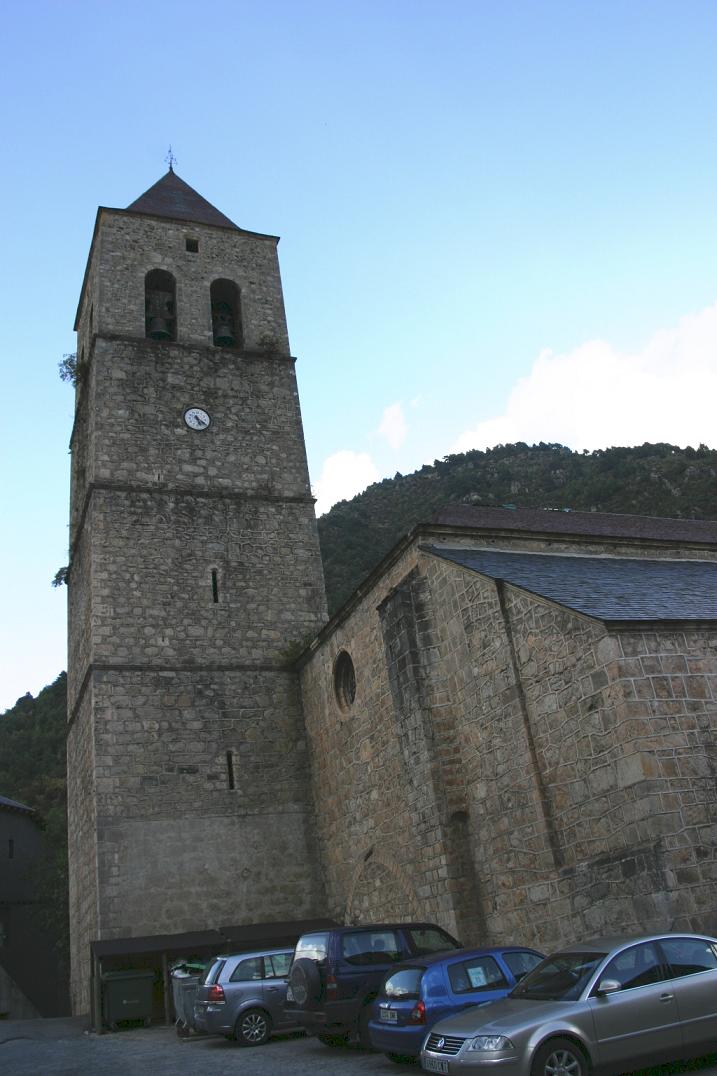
[341,930,401,965]
[510,951,606,1001]
[407,926,460,955]
[295,933,328,962]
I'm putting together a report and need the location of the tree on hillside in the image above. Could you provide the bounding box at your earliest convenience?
[0,673,69,965]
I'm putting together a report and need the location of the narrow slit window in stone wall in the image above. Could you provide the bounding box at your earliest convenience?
[211,569,219,603]
[145,269,177,341]
[226,751,236,790]
[333,650,356,711]
[211,279,241,348]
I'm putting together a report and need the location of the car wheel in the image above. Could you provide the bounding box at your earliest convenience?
[235,1008,271,1047]
[532,1038,589,1076]
[316,1032,349,1046]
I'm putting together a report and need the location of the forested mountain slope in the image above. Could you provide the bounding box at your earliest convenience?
[0,673,68,963]
[317,442,717,613]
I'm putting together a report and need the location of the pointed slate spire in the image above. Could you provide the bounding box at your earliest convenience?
[126,170,239,230]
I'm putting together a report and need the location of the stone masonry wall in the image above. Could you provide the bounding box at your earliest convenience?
[90,667,324,933]
[301,535,717,954]
[77,491,324,669]
[66,688,98,1014]
[604,630,717,932]
[67,512,92,711]
[68,202,327,1013]
[69,337,315,544]
[82,211,290,354]
[443,569,717,948]
[300,543,470,941]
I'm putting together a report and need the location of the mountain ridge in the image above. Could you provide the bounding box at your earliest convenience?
[317,441,717,613]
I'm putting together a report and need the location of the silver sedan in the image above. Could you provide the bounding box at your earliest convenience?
[420,933,717,1076]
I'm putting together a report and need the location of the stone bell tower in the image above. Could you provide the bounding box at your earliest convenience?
[66,170,327,1013]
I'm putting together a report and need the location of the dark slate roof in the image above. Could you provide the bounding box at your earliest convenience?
[125,170,239,230]
[0,794,33,814]
[424,546,717,622]
[433,504,717,545]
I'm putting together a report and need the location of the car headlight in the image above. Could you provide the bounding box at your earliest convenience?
[467,1035,515,1052]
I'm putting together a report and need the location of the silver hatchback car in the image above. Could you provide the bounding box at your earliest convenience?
[421,933,717,1075]
[193,947,296,1045]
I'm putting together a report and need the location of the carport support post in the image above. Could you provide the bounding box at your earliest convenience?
[92,952,104,1033]
[162,952,171,1026]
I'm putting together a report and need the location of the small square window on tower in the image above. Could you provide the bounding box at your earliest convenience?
[185,237,199,253]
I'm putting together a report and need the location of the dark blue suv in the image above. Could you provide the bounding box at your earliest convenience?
[368,944,544,1061]
[286,922,461,1047]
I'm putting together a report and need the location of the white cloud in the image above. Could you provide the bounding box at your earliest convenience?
[376,402,408,449]
[313,450,380,516]
[451,302,717,455]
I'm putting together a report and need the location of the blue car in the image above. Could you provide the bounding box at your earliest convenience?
[368,944,544,1062]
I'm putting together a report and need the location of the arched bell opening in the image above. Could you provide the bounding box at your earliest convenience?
[210,279,241,348]
[144,269,176,342]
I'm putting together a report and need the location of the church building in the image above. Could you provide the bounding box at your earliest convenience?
[299,503,717,953]
[66,172,717,1015]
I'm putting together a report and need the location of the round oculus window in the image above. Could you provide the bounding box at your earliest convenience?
[333,650,356,711]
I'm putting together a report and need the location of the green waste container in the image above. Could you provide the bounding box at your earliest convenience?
[102,969,155,1029]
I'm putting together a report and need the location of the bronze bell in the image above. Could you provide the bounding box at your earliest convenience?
[148,316,171,340]
[213,318,236,347]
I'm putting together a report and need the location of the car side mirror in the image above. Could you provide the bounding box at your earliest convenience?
[596,979,621,995]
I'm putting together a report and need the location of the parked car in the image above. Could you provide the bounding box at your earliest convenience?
[193,947,295,1045]
[420,932,717,1075]
[371,945,544,1062]
[287,922,461,1047]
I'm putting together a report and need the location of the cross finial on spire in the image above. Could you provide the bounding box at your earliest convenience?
[165,145,177,173]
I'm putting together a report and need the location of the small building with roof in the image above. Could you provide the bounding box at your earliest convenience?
[298,504,717,951]
[0,795,68,1017]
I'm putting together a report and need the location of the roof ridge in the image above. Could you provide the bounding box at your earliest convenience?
[432,504,717,544]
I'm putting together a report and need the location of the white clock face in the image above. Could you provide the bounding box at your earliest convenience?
[184,407,211,431]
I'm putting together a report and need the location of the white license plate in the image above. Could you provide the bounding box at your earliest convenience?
[380,1009,398,1023]
[424,1058,450,1074]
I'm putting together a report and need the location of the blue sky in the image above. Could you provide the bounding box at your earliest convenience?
[2,0,717,711]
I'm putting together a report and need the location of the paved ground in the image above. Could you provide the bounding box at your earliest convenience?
[0,1018,402,1076]
[1,1018,716,1076]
